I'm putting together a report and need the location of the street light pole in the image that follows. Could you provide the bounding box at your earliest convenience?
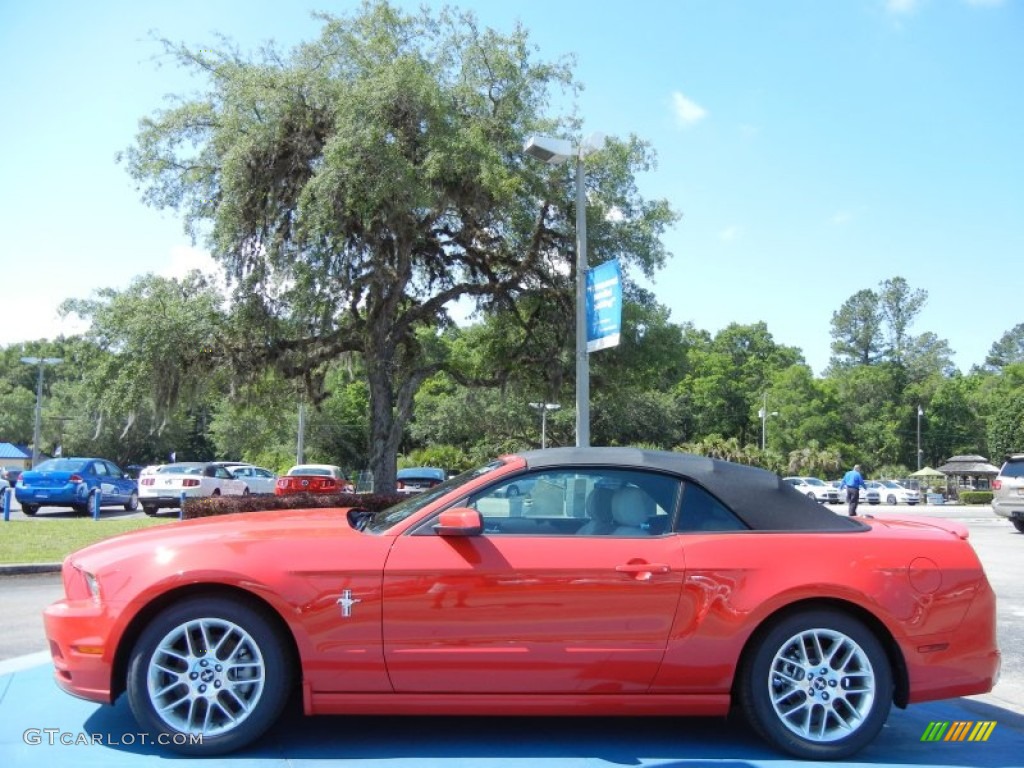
[20,356,63,467]
[758,393,778,451]
[523,133,603,448]
[529,402,561,449]
[574,155,589,448]
[917,405,923,471]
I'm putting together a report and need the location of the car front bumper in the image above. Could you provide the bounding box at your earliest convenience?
[43,598,117,704]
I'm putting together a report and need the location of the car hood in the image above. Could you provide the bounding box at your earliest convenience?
[67,507,381,575]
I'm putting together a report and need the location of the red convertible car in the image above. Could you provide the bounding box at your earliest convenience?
[43,447,999,759]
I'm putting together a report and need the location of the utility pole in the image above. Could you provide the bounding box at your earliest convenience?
[758,393,778,451]
[917,405,923,471]
[296,402,306,465]
[20,356,62,467]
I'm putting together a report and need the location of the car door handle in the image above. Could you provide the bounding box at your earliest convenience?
[615,563,671,576]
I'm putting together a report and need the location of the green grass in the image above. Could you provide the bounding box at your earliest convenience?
[0,517,177,565]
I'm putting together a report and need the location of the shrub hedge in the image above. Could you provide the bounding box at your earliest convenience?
[957,491,994,505]
[182,492,407,520]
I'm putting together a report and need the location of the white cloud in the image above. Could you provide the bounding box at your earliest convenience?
[672,91,708,127]
[0,292,88,347]
[159,244,221,281]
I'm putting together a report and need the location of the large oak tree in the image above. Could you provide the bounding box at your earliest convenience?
[121,1,676,489]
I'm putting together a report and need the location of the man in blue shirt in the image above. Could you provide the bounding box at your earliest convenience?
[841,464,867,517]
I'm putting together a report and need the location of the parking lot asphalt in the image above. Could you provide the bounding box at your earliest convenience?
[1,503,1022,767]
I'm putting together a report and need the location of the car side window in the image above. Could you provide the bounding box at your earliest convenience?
[92,462,107,477]
[675,482,748,532]
[215,467,233,479]
[464,468,681,536]
[256,468,274,478]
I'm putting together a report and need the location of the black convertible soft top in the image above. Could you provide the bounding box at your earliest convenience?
[519,446,866,533]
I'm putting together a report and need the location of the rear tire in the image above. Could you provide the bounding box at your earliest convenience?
[142,504,159,516]
[21,504,38,516]
[886,494,897,505]
[739,609,892,760]
[124,491,139,511]
[1012,519,1024,534]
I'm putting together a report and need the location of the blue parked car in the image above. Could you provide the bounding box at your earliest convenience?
[15,457,139,516]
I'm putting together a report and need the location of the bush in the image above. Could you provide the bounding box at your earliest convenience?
[182,492,406,520]
[958,491,994,505]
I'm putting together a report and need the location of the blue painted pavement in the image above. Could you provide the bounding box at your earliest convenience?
[1,656,1021,767]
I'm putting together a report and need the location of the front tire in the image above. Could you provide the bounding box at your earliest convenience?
[886,494,897,505]
[126,595,293,756]
[739,609,892,760]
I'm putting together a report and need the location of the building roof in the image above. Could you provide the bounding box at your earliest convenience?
[937,455,1001,475]
[0,443,31,460]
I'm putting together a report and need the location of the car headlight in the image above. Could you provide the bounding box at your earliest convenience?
[83,571,101,599]
[71,565,101,600]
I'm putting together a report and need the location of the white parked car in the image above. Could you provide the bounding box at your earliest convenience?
[830,480,880,505]
[139,461,248,515]
[227,465,279,494]
[783,476,841,504]
[871,480,920,505]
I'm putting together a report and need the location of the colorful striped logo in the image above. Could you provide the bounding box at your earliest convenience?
[920,721,996,742]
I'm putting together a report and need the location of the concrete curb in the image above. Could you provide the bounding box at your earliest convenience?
[0,562,62,575]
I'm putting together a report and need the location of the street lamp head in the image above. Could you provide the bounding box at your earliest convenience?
[523,135,575,165]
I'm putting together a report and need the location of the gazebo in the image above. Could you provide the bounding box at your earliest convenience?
[936,455,1000,498]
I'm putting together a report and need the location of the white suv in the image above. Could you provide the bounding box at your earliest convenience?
[992,454,1024,533]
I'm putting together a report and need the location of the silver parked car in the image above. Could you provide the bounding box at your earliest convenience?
[873,479,920,505]
[992,453,1024,533]
[783,476,840,504]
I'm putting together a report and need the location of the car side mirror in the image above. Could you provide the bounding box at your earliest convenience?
[433,507,483,537]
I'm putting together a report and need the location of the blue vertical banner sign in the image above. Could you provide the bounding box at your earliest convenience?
[586,259,622,352]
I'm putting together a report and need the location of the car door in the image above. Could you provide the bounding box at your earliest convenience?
[213,465,246,495]
[253,467,277,494]
[88,460,109,504]
[104,461,131,503]
[229,466,252,491]
[382,467,686,694]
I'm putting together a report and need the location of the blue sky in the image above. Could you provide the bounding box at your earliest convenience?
[1,0,1020,375]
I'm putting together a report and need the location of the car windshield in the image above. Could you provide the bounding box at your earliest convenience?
[881,480,901,488]
[33,459,88,472]
[364,460,506,534]
[803,478,826,486]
